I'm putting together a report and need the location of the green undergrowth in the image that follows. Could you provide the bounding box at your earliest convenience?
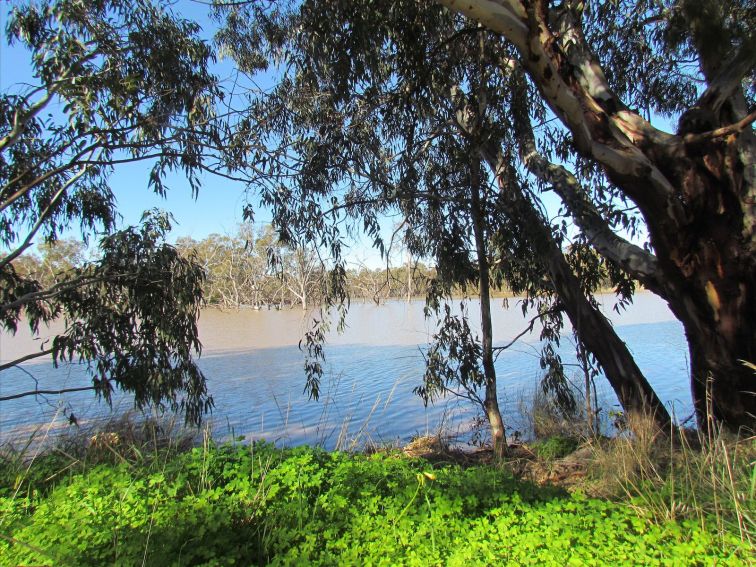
[1,441,752,566]
[531,435,581,461]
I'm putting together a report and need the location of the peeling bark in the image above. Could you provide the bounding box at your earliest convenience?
[439,0,756,432]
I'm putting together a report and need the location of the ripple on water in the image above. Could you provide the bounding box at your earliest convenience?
[0,296,691,447]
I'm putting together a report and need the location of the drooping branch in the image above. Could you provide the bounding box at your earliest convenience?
[0,50,101,153]
[0,270,116,316]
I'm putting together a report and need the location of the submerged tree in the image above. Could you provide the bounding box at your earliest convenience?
[0,0,222,422]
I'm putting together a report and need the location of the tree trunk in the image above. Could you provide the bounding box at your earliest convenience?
[649,145,756,431]
[406,250,413,303]
[300,278,308,310]
[602,128,756,432]
[438,0,756,432]
[540,233,674,432]
[470,159,507,458]
[480,144,674,433]
[686,305,755,434]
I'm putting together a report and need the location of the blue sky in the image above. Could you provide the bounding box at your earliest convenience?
[0,1,398,267]
[1,1,660,269]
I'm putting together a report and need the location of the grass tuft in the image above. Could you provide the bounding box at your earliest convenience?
[588,413,755,551]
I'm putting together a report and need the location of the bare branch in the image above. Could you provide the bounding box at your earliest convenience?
[493,307,559,358]
[0,386,96,402]
[0,348,55,372]
[684,110,756,147]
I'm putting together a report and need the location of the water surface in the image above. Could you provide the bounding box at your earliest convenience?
[0,293,691,448]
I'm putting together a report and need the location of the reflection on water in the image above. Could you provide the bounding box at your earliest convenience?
[0,293,691,448]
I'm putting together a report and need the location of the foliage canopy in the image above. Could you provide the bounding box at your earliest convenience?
[0,0,222,422]
[212,0,756,432]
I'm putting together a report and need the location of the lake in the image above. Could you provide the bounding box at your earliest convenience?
[0,293,692,449]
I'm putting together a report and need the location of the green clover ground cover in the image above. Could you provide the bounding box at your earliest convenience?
[0,443,751,566]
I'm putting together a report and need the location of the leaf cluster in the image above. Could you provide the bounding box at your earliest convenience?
[1,0,224,422]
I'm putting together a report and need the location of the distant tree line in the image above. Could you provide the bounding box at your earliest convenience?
[16,226,460,310]
[18,224,624,313]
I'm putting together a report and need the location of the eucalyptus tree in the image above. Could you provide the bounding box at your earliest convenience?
[214,0,672,448]
[15,238,87,289]
[0,0,222,422]
[176,232,246,307]
[279,245,324,310]
[437,0,756,432]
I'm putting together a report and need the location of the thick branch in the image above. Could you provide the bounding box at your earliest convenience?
[507,74,663,291]
[695,43,756,117]
[440,0,680,214]
[437,0,528,49]
[525,149,663,291]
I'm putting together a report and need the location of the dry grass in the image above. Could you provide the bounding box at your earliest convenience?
[518,380,596,442]
[588,413,755,549]
[0,410,203,500]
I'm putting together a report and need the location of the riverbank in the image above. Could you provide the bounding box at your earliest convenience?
[200,286,626,311]
[1,419,752,565]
